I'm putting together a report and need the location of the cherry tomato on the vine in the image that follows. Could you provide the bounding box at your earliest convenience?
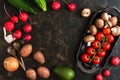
[92,40,101,49]
[106,34,114,43]
[81,53,90,63]
[87,47,95,56]
[92,56,101,64]
[102,42,111,51]
[97,49,106,57]
[102,27,111,35]
[95,32,105,41]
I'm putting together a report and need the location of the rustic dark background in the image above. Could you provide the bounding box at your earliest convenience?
[0,0,120,80]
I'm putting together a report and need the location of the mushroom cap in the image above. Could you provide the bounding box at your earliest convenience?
[111,26,120,36]
[109,16,118,26]
[89,25,97,35]
[105,20,112,28]
[95,18,104,29]
[81,8,91,18]
[84,35,95,42]
[101,12,109,21]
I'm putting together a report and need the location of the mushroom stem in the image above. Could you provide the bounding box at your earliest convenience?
[87,42,92,46]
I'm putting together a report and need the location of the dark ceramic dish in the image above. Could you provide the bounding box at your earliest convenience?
[77,7,120,73]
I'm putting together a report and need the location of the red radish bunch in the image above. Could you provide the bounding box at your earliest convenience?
[51,0,76,11]
[4,11,32,42]
[95,69,111,80]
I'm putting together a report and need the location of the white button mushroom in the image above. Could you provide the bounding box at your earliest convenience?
[95,18,104,29]
[101,12,109,21]
[109,16,118,26]
[111,26,120,36]
[81,8,91,18]
[84,35,95,46]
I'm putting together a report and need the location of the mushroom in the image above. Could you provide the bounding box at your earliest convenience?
[109,16,118,26]
[87,25,97,35]
[81,8,91,18]
[84,35,95,46]
[95,18,104,29]
[101,12,109,21]
[104,20,112,28]
[111,26,120,36]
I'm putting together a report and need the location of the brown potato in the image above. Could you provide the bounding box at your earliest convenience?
[26,68,37,80]
[37,66,50,79]
[20,44,32,57]
[33,51,45,64]
[3,57,19,72]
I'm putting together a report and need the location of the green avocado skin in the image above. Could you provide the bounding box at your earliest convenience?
[54,66,75,80]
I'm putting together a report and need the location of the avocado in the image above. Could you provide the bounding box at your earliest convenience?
[54,66,75,80]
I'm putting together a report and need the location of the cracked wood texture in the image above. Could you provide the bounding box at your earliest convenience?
[0,0,120,80]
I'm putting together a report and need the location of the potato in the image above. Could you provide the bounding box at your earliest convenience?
[37,66,50,79]
[33,51,45,64]
[3,56,19,72]
[20,44,32,57]
[26,68,37,80]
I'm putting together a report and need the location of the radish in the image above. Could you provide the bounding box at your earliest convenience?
[19,12,29,22]
[13,30,22,39]
[4,21,15,32]
[11,16,18,23]
[51,1,61,11]
[24,34,32,41]
[23,24,32,33]
[67,3,76,11]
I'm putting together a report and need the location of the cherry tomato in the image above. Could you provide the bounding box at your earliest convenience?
[81,53,90,63]
[97,49,106,57]
[87,47,95,56]
[92,56,101,64]
[92,40,101,49]
[96,74,103,80]
[106,34,114,43]
[102,27,111,35]
[103,69,110,77]
[111,56,120,66]
[102,42,111,51]
[95,32,105,41]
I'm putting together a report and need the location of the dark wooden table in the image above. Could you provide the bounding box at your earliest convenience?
[0,0,120,80]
